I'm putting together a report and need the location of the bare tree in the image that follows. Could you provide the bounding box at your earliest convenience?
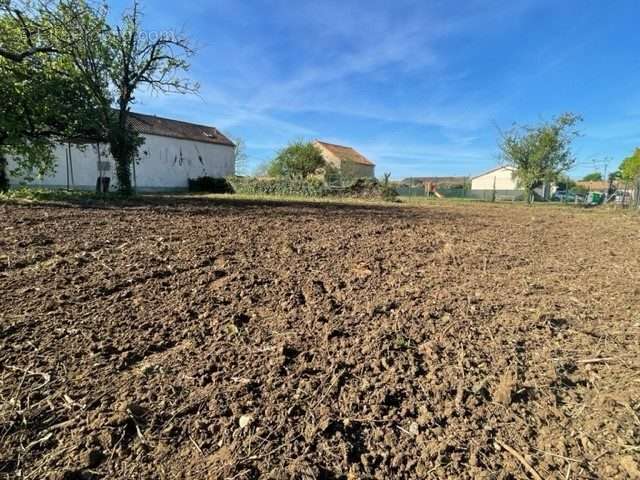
[108,2,198,192]
[230,136,248,176]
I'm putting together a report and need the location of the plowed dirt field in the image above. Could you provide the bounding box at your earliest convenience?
[1,198,639,479]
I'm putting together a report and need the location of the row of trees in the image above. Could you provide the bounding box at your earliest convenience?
[0,0,197,194]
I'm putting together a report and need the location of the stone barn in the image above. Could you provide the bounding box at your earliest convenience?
[313,140,375,179]
[8,112,236,191]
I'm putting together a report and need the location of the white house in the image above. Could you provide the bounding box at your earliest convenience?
[8,112,236,191]
[471,165,555,200]
[471,165,519,191]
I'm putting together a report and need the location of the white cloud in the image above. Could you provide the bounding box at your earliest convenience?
[129,0,546,174]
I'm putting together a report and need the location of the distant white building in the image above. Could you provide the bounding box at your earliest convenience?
[8,112,236,191]
[471,165,554,200]
[471,165,519,191]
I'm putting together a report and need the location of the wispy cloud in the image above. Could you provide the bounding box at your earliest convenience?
[127,0,614,176]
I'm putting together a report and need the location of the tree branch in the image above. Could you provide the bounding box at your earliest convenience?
[0,45,57,62]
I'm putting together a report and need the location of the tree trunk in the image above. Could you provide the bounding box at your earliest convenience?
[109,107,134,195]
[0,153,8,192]
[114,147,132,195]
[526,188,534,204]
[0,134,8,191]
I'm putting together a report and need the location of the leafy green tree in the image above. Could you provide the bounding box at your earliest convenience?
[0,0,57,62]
[499,113,582,203]
[555,174,576,192]
[581,172,602,182]
[267,141,326,179]
[1,0,198,195]
[0,4,104,190]
[619,148,640,181]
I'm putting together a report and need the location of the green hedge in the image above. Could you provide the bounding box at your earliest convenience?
[188,177,234,193]
[228,176,399,201]
[228,177,329,197]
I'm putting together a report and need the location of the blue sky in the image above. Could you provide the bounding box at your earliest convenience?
[117,0,640,179]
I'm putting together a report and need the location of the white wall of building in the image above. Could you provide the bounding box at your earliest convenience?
[8,133,235,190]
[471,166,519,190]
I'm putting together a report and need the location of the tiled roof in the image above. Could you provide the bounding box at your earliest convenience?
[315,141,375,166]
[127,112,235,147]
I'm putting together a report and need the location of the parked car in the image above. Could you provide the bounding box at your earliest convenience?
[552,190,567,201]
[613,190,633,206]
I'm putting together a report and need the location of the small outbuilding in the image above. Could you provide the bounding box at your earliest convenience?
[8,112,236,191]
[313,140,375,179]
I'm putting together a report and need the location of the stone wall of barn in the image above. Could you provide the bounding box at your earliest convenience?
[340,160,375,179]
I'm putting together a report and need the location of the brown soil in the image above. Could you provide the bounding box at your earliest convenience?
[1,198,639,479]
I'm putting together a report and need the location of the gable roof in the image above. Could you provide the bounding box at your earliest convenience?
[314,140,375,166]
[472,165,515,180]
[128,112,235,147]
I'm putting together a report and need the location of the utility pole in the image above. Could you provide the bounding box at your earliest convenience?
[603,156,611,181]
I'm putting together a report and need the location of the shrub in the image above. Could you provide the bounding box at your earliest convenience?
[339,175,398,202]
[188,177,234,193]
[380,173,399,202]
[229,177,329,197]
[228,175,400,201]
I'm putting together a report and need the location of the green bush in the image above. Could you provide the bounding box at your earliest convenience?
[229,177,329,197]
[339,175,398,202]
[188,177,234,193]
[228,176,399,201]
[380,173,398,202]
